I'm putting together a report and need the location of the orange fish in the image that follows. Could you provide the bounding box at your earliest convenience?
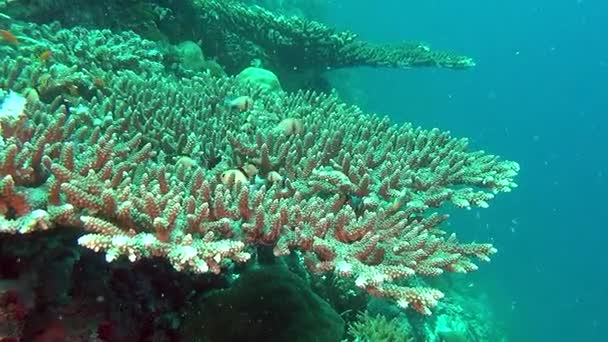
[0,29,18,44]
[38,50,52,62]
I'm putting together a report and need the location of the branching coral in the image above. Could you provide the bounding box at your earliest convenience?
[0,22,518,315]
[2,0,474,76]
[191,0,475,72]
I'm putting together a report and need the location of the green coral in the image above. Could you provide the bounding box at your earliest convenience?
[347,311,413,342]
[236,66,283,93]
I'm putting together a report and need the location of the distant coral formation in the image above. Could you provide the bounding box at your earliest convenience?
[1,0,474,91]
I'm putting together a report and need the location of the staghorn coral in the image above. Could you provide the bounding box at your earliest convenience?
[0,22,518,314]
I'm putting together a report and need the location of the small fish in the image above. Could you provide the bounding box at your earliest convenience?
[228,95,253,112]
[277,118,304,136]
[241,162,258,178]
[220,169,249,189]
[0,29,18,44]
[92,77,105,88]
[38,49,52,62]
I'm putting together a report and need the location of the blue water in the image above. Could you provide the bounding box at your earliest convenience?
[324,1,607,341]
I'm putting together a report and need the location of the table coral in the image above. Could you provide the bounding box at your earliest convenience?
[0,21,518,315]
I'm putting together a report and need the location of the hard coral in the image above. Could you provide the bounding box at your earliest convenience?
[236,66,283,94]
[0,21,519,315]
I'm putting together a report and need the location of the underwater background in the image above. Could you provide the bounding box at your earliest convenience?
[0,0,606,341]
[324,1,607,341]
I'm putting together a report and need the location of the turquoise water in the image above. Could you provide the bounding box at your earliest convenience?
[325,1,607,341]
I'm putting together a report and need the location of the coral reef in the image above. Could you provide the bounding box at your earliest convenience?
[188,0,475,72]
[1,0,474,92]
[0,19,518,323]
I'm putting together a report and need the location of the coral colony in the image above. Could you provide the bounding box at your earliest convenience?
[0,1,518,340]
